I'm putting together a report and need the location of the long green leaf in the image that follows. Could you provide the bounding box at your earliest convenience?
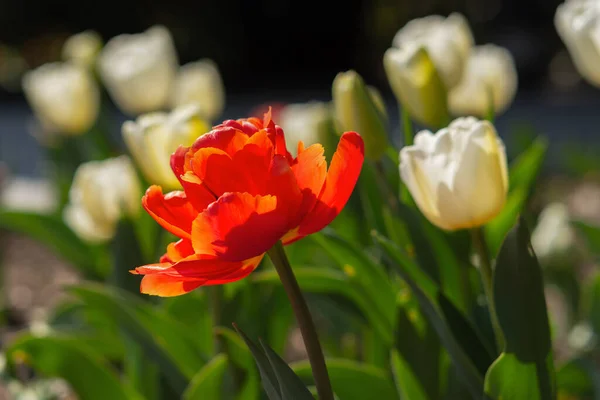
[291,358,397,400]
[508,136,548,192]
[251,267,391,343]
[373,232,484,398]
[7,335,143,400]
[390,349,429,400]
[260,339,314,400]
[215,327,260,400]
[183,354,228,400]
[485,219,555,399]
[69,283,206,393]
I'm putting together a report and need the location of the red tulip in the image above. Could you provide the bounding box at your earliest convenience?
[131,109,364,296]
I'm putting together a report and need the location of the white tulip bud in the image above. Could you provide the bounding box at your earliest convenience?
[400,117,508,231]
[63,156,141,242]
[384,45,449,128]
[555,0,600,87]
[23,62,100,135]
[392,13,474,89]
[98,25,178,115]
[62,30,103,70]
[531,202,575,261]
[122,104,209,189]
[170,59,225,122]
[449,45,518,118]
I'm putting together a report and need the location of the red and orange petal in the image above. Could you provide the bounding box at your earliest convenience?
[142,186,198,239]
[132,254,264,296]
[191,192,291,261]
[284,131,364,244]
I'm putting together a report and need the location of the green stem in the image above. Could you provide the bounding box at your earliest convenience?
[470,228,504,353]
[401,106,414,147]
[209,285,223,353]
[267,241,334,400]
[485,85,495,124]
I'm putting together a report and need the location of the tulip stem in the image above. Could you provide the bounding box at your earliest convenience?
[470,228,505,353]
[401,107,414,147]
[267,241,334,400]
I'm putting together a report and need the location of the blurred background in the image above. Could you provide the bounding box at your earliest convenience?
[1,0,598,178]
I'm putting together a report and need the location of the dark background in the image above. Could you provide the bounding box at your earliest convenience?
[1,0,599,177]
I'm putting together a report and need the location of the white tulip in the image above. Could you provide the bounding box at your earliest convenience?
[23,62,100,135]
[278,102,331,155]
[98,25,178,115]
[62,30,103,69]
[400,117,508,231]
[170,59,225,122]
[531,202,575,261]
[63,156,141,242]
[384,45,449,127]
[392,13,474,89]
[449,44,518,117]
[555,0,600,86]
[122,104,209,189]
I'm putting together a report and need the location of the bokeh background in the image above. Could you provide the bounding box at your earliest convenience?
[1,0,598,178]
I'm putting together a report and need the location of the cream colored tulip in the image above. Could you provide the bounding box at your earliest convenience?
[170,59,225,122]
[384,45,449,127]
[278,101,331,155]
[63,156,141,242]
[23,62,100,135]
[449,45,518,117]
[392,13,474,89]
[400,117,508,231]
[62,30,103,69]
[555,0,600,86]
[98,25,178,115]
[122,104,209,189]
[531,202,575,261]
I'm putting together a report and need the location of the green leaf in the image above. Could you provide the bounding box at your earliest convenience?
[508,136,548,192]
[372,232,484,398]
[260,339,314,400]
[163,291,215,357]
[556,358,600,399]
[69,283,206,393]
[390,349,429,400]
[485,186,528,259]
[486,219,555,399]
[291,358,396,400]
[251,267,391,344]
[233,324,283,400]
[110,219,146,294]
[215,327,260,400]
[574,220,600,260]
[6,335,143,400]
[183,354,228,400]
[311,231,395,339]
[0,210,108,278]
[485,353,554,400]
[357,162,388,234]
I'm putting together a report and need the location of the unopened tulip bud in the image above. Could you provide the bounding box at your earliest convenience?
[555,0,600,87]
[278,101,333,156]
[392,13,474,89]
[332,70,389,160]
[384,46,449,128]
[63,156,141,242]
[62,30,103,70]
[23,62,100,135]
[98,25,178,115]
[170,59,225,122]
[449,45,518,118]
[122,104,209,189]
[400,117,508,231]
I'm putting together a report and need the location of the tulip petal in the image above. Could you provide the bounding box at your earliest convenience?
[286,132,364,243]
[191,192,289,261]
[134,254,264,296]
[160,239,195,263]
[190,147,246,196]
[191,126,249,157]
[142,186,198,239]
[291,143,327,217]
